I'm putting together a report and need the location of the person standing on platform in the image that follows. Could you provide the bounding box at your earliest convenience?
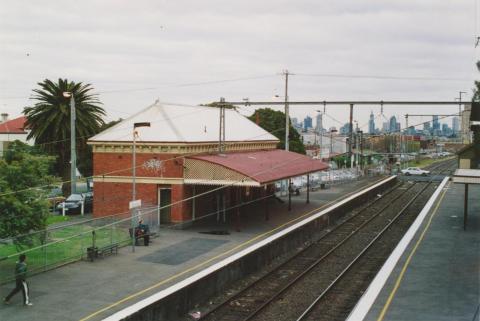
[4,254,33,306]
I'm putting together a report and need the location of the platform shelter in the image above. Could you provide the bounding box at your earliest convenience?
[88,101,328,224]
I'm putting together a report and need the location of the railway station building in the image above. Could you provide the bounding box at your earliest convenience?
[88,101,328,224]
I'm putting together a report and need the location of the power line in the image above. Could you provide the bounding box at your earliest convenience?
[295,72,472,82]
[0,75,277,100]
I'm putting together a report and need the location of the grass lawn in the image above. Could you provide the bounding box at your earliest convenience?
[46,215,70,225]
[0,223,130,283]
[405,156,455,169]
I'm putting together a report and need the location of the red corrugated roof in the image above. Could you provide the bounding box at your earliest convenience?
[0,116,27,134]
[188,149,329,184]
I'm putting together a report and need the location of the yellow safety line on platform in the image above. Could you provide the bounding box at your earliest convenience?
[79,177,387,321]
[376,181,450,321]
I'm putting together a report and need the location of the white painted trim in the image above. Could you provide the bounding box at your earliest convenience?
[345,176,449,321]
[184,179,259,187]
[103,175,397,321]
[92,176,184,185]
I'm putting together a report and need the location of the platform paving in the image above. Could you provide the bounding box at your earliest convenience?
[363,182,480,321]
[0,176,384,321]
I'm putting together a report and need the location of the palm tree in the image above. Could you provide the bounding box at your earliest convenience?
[24,78,106,194]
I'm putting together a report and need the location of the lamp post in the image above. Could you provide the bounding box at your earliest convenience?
[329,129,337,183]
[62,92,76,195]
[329,129,338,157]
[316,110,323,158]
[131,122,151,252]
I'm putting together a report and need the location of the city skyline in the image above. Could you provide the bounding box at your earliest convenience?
[293,111,460,136]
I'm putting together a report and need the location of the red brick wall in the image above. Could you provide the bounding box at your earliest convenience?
[93,152,184,178]
[171,184,192,222]
[93,152,193,221]
[93,181,158,218]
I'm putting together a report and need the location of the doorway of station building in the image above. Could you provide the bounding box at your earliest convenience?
[157,187,171,223]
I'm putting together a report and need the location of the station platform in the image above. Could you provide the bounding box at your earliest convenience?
[349,180,480,321]
[0,176,385,321]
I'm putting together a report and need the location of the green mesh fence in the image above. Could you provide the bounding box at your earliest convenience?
[0,207,158,284]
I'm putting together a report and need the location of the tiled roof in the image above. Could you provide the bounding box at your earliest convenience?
[0,116,28,134]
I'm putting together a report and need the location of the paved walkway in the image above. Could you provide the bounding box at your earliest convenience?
[0,177,384,321]
[363,182,480,321]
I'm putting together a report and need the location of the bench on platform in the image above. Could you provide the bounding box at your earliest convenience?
[87,243,119,262]
[129,228,156,246]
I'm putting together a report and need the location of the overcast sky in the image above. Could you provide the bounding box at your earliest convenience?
[1,0,479,131]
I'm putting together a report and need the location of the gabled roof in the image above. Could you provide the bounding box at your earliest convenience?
[0,116,28,134]
[89,101,279,143]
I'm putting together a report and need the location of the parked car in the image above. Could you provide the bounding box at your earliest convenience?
[401,167,430,176]
[47,187,65,208]
[57,193,93,214]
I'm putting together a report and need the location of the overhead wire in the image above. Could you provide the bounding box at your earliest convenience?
[295,72,471,82]
[0,75,278,100]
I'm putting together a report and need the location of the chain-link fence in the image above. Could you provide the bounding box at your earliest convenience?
[0,204,160,284]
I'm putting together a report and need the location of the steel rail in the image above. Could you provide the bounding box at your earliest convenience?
[239,182,420,321]
[295,181,433,321]
[198,180,406,321]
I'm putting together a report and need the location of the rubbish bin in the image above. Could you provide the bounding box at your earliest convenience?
[87,246,98,262]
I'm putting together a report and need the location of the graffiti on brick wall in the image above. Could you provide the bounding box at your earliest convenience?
[142,159,165,175]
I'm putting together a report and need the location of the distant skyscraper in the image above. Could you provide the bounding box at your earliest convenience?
[303,116,313,131]
[432,115,440,131]
[368,111,375,134]
[423,122,431,132]
[315,113,323,134]
[382,122,389,133]
[389,116,397,133]
[291,117,298,127]
[339,123,351,135]
[452,117,460,133]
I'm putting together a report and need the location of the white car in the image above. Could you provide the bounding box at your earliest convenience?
[401,167,430,176]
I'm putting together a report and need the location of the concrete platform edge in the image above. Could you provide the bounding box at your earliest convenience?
[103,176,397,321]
[346,176,450,321]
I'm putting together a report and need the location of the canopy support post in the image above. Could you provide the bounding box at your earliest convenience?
[288,178,292,211]
[306,174,310,204]
[464,183,469,231]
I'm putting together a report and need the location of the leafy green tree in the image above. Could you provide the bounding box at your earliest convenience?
[0,141,56,242]
[23,78,106,194]
[77,118,123,177]
[248,108,306,154]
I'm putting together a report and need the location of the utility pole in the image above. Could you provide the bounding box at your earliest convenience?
[218,97,226,153]
[282,70,290,151]
[316,110,323,158]
[359,130,364,171]
[349,104,354,167]
[282,70,291,197]
[457,91,466,143]
[70,96,76,195]
[62,92,76,195]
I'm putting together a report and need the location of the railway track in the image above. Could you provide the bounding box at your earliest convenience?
[195,159,456,321]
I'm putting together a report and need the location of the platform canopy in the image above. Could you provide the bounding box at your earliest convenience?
[184,149,329,187]
[452,169,480,184]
